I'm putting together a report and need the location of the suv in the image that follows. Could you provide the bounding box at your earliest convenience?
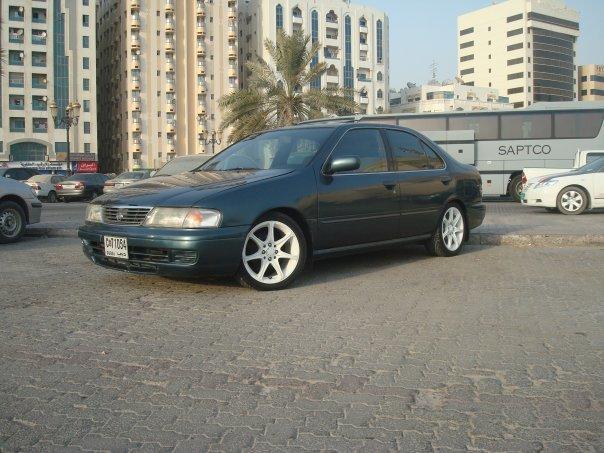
[0,167,40,181]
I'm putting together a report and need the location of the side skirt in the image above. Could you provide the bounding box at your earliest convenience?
[312,234,432,261]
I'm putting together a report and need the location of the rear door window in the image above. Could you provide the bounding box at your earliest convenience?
[330,129,388,173]
[420,142,446,169]
[385,130,428,171]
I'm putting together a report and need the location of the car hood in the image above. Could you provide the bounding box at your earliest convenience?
[94,169,293,206]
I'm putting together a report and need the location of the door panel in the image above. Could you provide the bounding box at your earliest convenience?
[317,128,399,249]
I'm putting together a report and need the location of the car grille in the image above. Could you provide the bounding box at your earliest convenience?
[88,240,198,265]
[103,206,153,225]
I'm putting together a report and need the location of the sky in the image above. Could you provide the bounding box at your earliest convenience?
[356,0,604,90]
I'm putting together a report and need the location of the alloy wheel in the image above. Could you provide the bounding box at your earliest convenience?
[0,208,23,238]
[242,220,300,285]
[560,190,583,212]
[442,206,464,252]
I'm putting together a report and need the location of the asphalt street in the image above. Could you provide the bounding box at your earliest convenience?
[0,237,602,451]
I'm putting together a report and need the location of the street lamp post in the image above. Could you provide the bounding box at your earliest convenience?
[203,130,221,154]
[49,100,81,175]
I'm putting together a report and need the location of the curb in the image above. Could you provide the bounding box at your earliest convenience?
[25,227,604,247]
[468,233,604,247]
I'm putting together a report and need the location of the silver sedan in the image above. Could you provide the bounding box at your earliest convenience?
[103,171,151,193]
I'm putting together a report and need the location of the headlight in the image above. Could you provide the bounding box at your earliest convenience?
[143,207,221,228]
[86,204,103,223]
[535,178,559,188]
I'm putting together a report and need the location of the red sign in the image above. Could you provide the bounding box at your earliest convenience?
[75,161,99,173]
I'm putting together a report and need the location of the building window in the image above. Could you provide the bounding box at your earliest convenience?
[310,10,320,89]
[344,16,354,95]
[276,4,283,32]
[460,41,473,49]
[377,89,383,99]
[508,72,523,80]
[507,57,523,66]
[83,57,90,69]
[376,20,383,64]
[507,13,523,23]
[83,14,90,27]
[507,87,524,95]
[10,117,26,132]
[460,54,474,62]
[459,27,473,36]
[507,28,523,37]
[84,143,91,153]
[507,42,523,51]
[83,78,90,91]
[377,71,383,81]
[460,68,474,76]
[83,100,90,112]
[83,36,89,48]
[84,122,91,134]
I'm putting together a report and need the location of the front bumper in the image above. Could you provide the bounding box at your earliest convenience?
[78,222,248,277]
[466,202,486,230]
[521,187,557,208]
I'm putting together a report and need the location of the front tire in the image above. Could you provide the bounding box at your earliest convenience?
[47,191,58,203]
[0,201,27,244]
[425,204,465,257]
[557,186,588,215]
[237,213,307,290]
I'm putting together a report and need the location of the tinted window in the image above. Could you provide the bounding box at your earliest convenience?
[420,142,446,169]
[398,117,447,132]
[330,129,388,173]
[501,113,552,139]
[449,115,498,139]
[554,112,604,139]
[385,130,428,171]
[586,153,604,165]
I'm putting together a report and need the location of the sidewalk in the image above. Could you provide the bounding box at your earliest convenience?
[26,202,604,246]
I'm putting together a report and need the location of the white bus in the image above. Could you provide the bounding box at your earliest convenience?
[309,102,604,201]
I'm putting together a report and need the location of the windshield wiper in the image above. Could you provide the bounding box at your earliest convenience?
[225,167,260,171]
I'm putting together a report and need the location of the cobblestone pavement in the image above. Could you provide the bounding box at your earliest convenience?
[1,238,602,451]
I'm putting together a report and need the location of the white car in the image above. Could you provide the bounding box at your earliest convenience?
[0,177,42,243]
[521,157,604,215]
[25,174,66,203]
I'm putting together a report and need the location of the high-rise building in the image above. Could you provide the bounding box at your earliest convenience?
[0,0,97,166]
[240,0,389,116]
[96,0,238,173]
[457,0,579,109]
[579,64,604,101]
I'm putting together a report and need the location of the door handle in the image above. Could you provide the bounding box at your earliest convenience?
[383,181,397,190]
[441,176,452,185]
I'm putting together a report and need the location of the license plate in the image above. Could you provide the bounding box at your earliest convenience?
[104,236,129,259]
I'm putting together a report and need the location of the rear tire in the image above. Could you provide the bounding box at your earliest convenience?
[236,212,307,290]
[509,175,523,203]
[425,203,466,257]
[47,191,57,203]
[557,186,588,215]
[0,201,26,244]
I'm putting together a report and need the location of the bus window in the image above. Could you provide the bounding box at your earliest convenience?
[448,115,498,139]
[554,112,604,138]
[501,113,552,139]
[398,117,446,132]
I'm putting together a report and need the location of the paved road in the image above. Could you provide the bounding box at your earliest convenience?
[1,237,602,451]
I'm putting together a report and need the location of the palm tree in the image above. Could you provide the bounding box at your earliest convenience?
[219,30,357,143]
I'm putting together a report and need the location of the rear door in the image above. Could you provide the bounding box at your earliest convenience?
[317,128,399,249]
[383,129,450,237]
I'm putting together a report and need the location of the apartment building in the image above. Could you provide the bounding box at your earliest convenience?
[240,0,389,115]
[390,81,513,113]
[0,0,97,166]
[96,0,238,173]
[579,64,604,101]
[458,0,580,108]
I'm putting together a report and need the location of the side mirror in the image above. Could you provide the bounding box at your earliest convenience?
[326,156,361,175]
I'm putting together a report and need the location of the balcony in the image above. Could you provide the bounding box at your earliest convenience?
[166,78,175,92]
[196,3,205,16]
[293,15,303,25]
[165,0,175,13]
[324,48,339,61]
[130,0,141,9]
[165,59,175,72]
[359,95,369,105]
[357,75,372,83]
[131,37,141,50]
[358,57,371,69]
[197,44,206,57]
[166,121,176,133]
[165,39,175,52]
[326,74,339,84]
[198,81,206,93]
[359,25,368,34]
[228,8,236,20]
[197,65,206,76]
[165,20,175,32]
[228,67,237,78]
[132,117,141,131]
[359,42,368,52]
[130,97,141,110]
[166,99,176,112]
[131,15,141,29]
[228,46,237,59]
[131,55,140,69]
[131,77,141,90]
[228,27,236,40]
[196,24,206,36]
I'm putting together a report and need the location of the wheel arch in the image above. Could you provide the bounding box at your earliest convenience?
[252,207,313,256]
[557,184,592,209]
[506,171,523,195]
[444,197,469,241]
[0,195,29,223]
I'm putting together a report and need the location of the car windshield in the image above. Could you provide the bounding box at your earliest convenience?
[154,156,211,176]
[28,175,54,182]
[115,171,146,180]
[574,156,604,173]
[199,128,334,171]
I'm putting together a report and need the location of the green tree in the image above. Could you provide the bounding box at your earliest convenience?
[219,30,357,143]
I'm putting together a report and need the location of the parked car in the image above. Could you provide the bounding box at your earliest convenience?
[521,157,604,215]
[521,150,604,189]
[0,167,40,181]
[25,174,66,203]
[56,173,110,202]
[152,155,212,177]
[79,123,485,290]
[0,177,42,243]
[103,171,151,194]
